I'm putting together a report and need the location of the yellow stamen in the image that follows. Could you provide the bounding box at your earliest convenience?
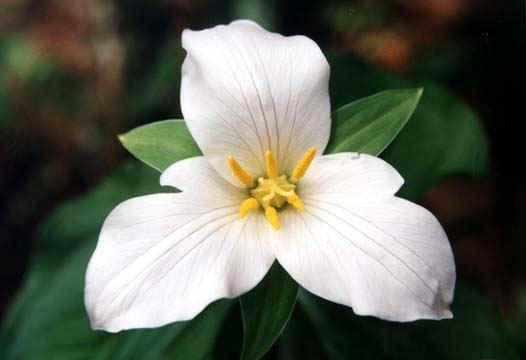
[287,193,304,211]
[239,197,260,217]
[227,156,253,188]
[291,147,316,183]
[265,206,281,230]
[264,150,279,178]
[228,148,315,230]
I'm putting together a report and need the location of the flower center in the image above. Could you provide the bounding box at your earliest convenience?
[251,175,296,209]
[227,147,316,230]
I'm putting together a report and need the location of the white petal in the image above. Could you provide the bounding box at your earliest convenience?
[160,156,245,200]
[273,154,455,322]
[85,162,274,332]
[298,152,404,203]
[181,20,331,186]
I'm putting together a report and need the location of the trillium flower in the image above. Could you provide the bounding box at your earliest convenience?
[85,20,455,333]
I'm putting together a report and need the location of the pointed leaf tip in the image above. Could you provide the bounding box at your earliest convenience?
[327,88,423,156]
[118,119,201,172]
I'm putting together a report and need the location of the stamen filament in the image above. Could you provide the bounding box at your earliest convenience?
[291,147,316,183]
[228,156,253,188]
[265,206,281,230]
[239,197,260,217]
[264,150,279,178]
[287,193,305,211]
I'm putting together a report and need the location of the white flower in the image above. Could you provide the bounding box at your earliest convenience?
[85,20,455,333]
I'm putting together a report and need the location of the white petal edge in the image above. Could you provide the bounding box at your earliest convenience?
[273,154,455,322]
[181,19,331,186]
[85,160,275,332]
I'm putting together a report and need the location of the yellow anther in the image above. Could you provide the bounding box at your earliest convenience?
[239,197,260,218]
[287,193,305,211]
[227,156,253,188]
[264,150,279,178]
[291,147,317,183]
[265,206,281,230]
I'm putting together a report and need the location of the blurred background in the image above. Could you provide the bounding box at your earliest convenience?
[1,0,525,357]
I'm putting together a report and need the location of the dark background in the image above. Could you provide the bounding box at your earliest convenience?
[1,0,525,354]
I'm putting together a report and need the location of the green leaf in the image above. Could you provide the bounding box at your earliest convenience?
[119,119,201,172]
[279,285,518,360]
[328,53,489,200]
[240,262,298,360]
[383,85,489,200]
[326,88,422,156]
[0,162,235,360]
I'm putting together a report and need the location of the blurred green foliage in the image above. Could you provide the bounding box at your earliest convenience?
[0,38,16,130]
[506,288,526,357]
[326,0,389,33]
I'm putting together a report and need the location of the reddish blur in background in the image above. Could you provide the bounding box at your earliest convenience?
[1,0,525,351]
